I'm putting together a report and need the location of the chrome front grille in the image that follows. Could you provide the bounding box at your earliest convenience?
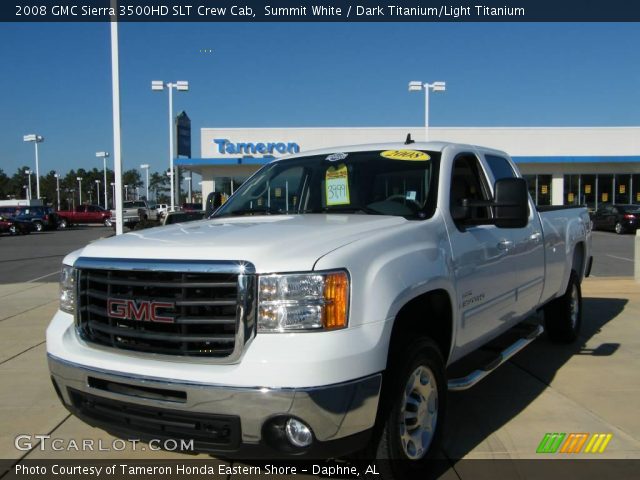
[75,258,255,360]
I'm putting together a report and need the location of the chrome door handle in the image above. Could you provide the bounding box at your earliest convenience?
[529,232,542,243]
[497,239,513,250]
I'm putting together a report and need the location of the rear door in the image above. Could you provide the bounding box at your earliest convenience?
[483,153,544,318]
[447,152,517,353]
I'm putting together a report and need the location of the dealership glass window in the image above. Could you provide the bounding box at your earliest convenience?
[615,174,631,204]
[633,175,640,204]
[523,174,551,206]
[580,174,596,210]
[564,174,580,206]
[537,175,552,206]
[598,174,613,206]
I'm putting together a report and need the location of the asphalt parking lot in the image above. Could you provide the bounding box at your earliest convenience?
[0,226,638,479]
[0,226,635,283]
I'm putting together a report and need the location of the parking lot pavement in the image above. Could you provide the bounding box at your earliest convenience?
[590,231,635,277]
[0,275,638,477]
[0,226,112,285]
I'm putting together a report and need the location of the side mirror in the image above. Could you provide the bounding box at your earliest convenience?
[205,192,223,217]
[494,178,528,228]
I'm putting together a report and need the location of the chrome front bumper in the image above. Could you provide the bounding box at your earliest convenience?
[48,354,381,453]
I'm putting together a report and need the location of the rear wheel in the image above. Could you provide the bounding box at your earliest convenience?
[544,270,582,343]
[615,222,624,234]
[59,219,68,229]
[369,338,446,478]
[34,221,43,232]
[103,218,112,227]
[9,225,17,235]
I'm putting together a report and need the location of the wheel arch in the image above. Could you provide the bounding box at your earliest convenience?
[387,289,454,367]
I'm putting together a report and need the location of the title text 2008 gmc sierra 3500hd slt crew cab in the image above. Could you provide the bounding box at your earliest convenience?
[47,142,592,478]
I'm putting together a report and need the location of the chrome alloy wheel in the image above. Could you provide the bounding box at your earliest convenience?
[399,365,438,459]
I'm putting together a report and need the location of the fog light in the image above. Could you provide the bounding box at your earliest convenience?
[285,418,313,448]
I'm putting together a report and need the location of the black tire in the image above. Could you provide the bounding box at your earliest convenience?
[59,219,68,229]
[615,222,625,234]
[34,221,43,232]
[369,338,446,478]
[544,270,582,343]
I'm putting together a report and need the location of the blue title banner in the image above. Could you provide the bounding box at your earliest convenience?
[5,0,640,22]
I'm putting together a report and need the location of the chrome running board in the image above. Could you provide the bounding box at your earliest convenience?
[447,324,544,391]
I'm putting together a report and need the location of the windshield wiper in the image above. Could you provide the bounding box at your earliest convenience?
[311,206,384,215]
[215,207,283,218]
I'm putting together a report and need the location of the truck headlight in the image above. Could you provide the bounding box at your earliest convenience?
[257,271,349,332]
[59,265,76,314]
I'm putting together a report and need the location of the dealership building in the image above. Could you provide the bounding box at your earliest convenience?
[175,126,640,209]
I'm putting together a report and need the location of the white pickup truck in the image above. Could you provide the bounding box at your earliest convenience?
[110,200,157,229]
[47,142,592,477]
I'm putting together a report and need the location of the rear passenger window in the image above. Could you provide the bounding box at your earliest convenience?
[485,155,516,181]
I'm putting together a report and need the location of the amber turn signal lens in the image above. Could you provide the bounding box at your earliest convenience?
[323,272,349,329]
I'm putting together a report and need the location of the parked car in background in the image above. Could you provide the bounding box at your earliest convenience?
[56,205,112,228]
[110,200,157,229]
[155,204,169,218]
[181,202,203,212]
[0,205,58,232]
[0,215,34,235]
[590,204,640,234]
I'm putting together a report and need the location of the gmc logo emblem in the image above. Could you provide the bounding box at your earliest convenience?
[107,298,174,323]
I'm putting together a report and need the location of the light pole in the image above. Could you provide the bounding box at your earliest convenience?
[124,184,129,201]
[152,80,189,212]
[408,81,446,142]
[25,170,32,200]
[77,177,83,205]
[95,180,101,206]
[96,151,110,208]
[140,164,150,200]
[110,182,115,208]
[184,176,192,203]
[54,173,61,210]
[23,134,44,199]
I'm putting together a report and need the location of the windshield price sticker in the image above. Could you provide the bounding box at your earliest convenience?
[325,164,351,205]
[380,150,430,161]
[326,152,348,162]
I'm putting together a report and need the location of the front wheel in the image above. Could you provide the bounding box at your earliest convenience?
[544,270,582,343]
[34,221,43,232]
[59,219,68,229]
[370,338,446,478]
[9,225,17,235]
[615,222,625,234]
[104,218,112,227]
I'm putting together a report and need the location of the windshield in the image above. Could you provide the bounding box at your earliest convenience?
[214,149,440,220]
[620,205,640,214]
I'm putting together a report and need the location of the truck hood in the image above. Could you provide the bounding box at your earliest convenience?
[75,214,407,272]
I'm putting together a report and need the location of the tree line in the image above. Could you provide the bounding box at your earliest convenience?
[0,166,178,210]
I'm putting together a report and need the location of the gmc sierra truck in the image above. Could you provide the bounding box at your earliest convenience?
[47,142,592,478]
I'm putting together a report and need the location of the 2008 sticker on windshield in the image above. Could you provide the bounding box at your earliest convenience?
[325,164,351,206]
[380,150,430,161]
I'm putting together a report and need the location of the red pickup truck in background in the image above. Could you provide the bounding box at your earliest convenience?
[56,205,112,228]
